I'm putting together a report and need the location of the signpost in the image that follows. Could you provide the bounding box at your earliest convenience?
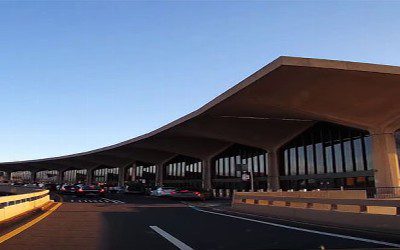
[236,163,254,192]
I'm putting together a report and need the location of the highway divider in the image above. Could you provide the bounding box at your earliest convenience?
[0,189,50,222]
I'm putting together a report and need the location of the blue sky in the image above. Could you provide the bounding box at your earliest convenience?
[0,1,399,162]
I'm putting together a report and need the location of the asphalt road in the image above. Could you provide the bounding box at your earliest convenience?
[1,193,400,250]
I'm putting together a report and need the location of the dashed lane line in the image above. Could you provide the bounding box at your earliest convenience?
[150,226,193,250]
[101,198,125,204]
[191,206,400,248]
[67,198,125,204]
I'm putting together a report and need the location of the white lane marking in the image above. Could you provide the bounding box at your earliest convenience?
[78,200,81,203]
[191,207,400,248]
[101,198,125,204]
[70,200,74,203]
[150,226,193,250]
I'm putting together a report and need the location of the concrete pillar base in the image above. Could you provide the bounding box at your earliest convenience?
[371,131,400,187]
[118,166,125,186]
[86,168,94,185]
[202,159,212,190]
[268,150,280,191]
[155,164,163,186]
[30,171,38,184]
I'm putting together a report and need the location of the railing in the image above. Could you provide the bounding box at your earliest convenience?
[366,187,400,199]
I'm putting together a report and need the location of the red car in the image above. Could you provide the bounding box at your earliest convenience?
[76,184,105,197]
[170,188,213,201]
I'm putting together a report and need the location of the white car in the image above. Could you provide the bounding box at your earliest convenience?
[150,187,176,197]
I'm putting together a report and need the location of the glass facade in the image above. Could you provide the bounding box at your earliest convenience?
[11,171,32,183]
[63,169,87,184]
[36,170,59,183]
[280,122,374,190]
[163,156,202,188]
[125,162,157,187]
[0,171,7,182]
[212,144,268,191]
[93,167,119,185]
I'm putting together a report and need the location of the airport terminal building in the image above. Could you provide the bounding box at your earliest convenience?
[1,57,400,193]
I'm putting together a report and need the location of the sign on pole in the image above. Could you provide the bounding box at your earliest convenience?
[241,173,250,181]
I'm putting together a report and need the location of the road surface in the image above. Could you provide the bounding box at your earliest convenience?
[0,194,399,249]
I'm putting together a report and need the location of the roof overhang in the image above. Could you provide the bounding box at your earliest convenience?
[2,56,400,171]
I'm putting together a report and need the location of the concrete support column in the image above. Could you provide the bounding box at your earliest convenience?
[57,170,66,184]
[371,131,400,187]
[130,162,137,181]
[202,159,212,190]
[155,164,163,186]
[267,150,280,191]
[86,168,94,185]
[4,171,11,181]
[118,166,125,186]
[30,170,37,183]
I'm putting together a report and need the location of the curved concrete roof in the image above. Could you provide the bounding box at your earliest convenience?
[2,56,400,172]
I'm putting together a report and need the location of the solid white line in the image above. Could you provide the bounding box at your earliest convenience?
[150,226,193,250]
[191,207,400,248]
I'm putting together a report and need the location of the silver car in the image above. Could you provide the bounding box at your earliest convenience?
[150,187,176,197]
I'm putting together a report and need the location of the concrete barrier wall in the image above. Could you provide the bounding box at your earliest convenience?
[232,191,400,233]
[233,194,400,215]
[232,203,400,234]
[0,189,50,222]
[236,190,367,199]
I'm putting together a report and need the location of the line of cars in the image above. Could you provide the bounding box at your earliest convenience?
[59,184,106,197]
[150,186,213,201]
[57,182,212,201]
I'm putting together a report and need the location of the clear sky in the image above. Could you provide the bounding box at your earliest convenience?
[0,1,399,162]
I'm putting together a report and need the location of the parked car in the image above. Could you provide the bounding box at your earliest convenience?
[23,183,39,188]
[75,184,105,197]
[125,182,146,195]
[170,188,213,201]
[59,184,77,195]
[150,186,176,197]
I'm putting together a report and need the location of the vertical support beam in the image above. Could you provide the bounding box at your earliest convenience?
[5,171,11,182]
[371,131,400,187]
[57,169,67,184]
[86,168,94,185]
[7,171,13,181]
[155,163,163,186]
[30,170,37,183]
[202,158,212,190]
[118,166,125,186]
[268,150,280,191]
